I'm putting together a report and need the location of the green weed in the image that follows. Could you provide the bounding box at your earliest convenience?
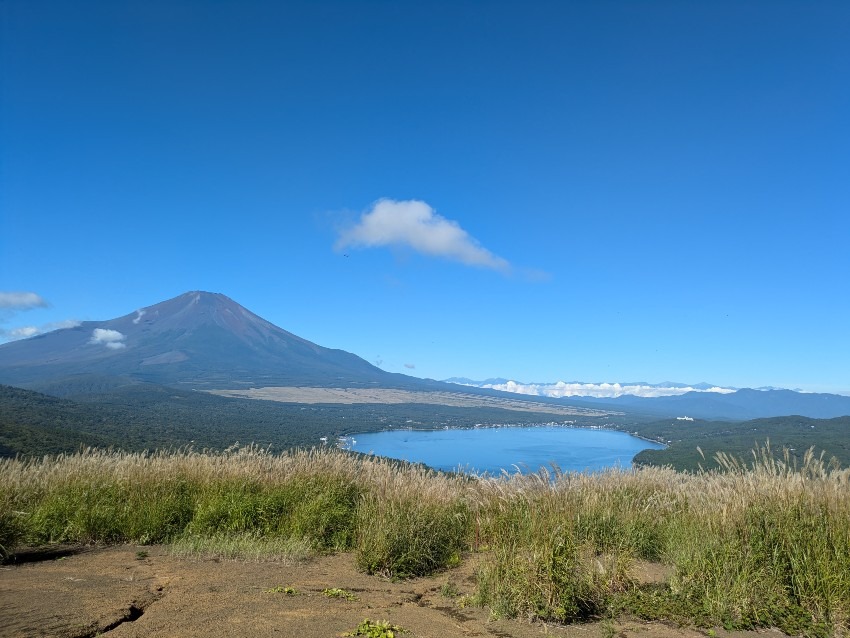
[323,587,358,601]
[343,619,406,637]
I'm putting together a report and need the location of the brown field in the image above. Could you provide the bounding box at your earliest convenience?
[208,386,615,417]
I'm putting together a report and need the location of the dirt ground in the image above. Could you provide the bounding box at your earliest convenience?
[0,546,788,638]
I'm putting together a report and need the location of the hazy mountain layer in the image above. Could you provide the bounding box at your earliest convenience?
[582,388,850,420]
[450,380,850,419]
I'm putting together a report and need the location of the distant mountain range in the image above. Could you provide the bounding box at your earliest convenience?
[573,388,850,421]
[447,379,850,420]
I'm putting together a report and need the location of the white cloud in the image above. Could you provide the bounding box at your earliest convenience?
[464,380,737,399]
[90,328,127,349]
[0,291,48,309]
[0,318,81,342]
[46,319,82,331]
[404,363,416,369]
[132,309,146,324]
[9,326,39,339]
[335,199,510,272]
[0,292,49,333]
[485,380,541,396]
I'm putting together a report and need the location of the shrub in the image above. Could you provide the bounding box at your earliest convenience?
[355,469,469,578]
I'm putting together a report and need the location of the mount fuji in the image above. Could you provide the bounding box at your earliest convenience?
[0,291,416,391]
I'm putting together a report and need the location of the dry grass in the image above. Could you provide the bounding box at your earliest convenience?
[1,443,848,635]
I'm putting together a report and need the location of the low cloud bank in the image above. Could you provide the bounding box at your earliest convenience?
[8,326,39,339]
[466,380,736,399]
[0,319,81,342]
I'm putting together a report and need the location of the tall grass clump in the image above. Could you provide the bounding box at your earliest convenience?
[13,450,198,544]
[471,450,850,636]
[185,473,360,551]
[472,467,670,621]
[354,462,470,578]
[659,446,850,635]
[0,460,26,557]
[1,446,365,551]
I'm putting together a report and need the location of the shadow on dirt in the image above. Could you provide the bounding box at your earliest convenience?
[2,544,89,565]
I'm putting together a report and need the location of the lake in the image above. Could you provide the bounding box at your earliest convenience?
[347,426,664,475]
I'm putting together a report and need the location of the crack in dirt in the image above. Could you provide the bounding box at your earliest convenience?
[76,589,163,638]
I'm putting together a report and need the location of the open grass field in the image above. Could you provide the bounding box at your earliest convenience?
[209,386,614,415]
[2,445,848,636]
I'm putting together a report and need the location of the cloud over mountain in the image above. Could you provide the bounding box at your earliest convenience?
[335,199,510,272]
[460,380,737,399]
[0,320,82,343]
[0,291,53,342]
[7,326,39,339]
[90,328,127,349]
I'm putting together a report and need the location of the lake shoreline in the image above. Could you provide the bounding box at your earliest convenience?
[343,423,665,475]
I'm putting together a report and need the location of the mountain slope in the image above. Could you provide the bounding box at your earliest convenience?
[0,291,401,389]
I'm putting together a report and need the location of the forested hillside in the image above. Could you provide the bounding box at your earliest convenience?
[631,415,850,470]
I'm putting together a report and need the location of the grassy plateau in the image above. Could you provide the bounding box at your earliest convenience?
[1,444,848,636]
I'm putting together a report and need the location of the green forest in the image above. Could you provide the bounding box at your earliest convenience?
[630,415,850,471]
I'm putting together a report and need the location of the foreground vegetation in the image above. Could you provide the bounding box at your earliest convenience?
[2,446,849,636]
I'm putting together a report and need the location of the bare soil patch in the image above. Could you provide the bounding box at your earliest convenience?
[0,546,787,638]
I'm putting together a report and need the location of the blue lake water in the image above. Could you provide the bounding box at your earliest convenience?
[347,426,664,475]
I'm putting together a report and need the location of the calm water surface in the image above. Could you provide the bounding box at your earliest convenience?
[348,426,664,475]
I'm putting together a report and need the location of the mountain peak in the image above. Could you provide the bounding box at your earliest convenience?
[140,290,249,315]
[170,290,238,307]
[0,292,394,389]
[123,291,278,339]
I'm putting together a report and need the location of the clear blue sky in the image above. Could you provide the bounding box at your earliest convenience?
[1,1,848,392]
